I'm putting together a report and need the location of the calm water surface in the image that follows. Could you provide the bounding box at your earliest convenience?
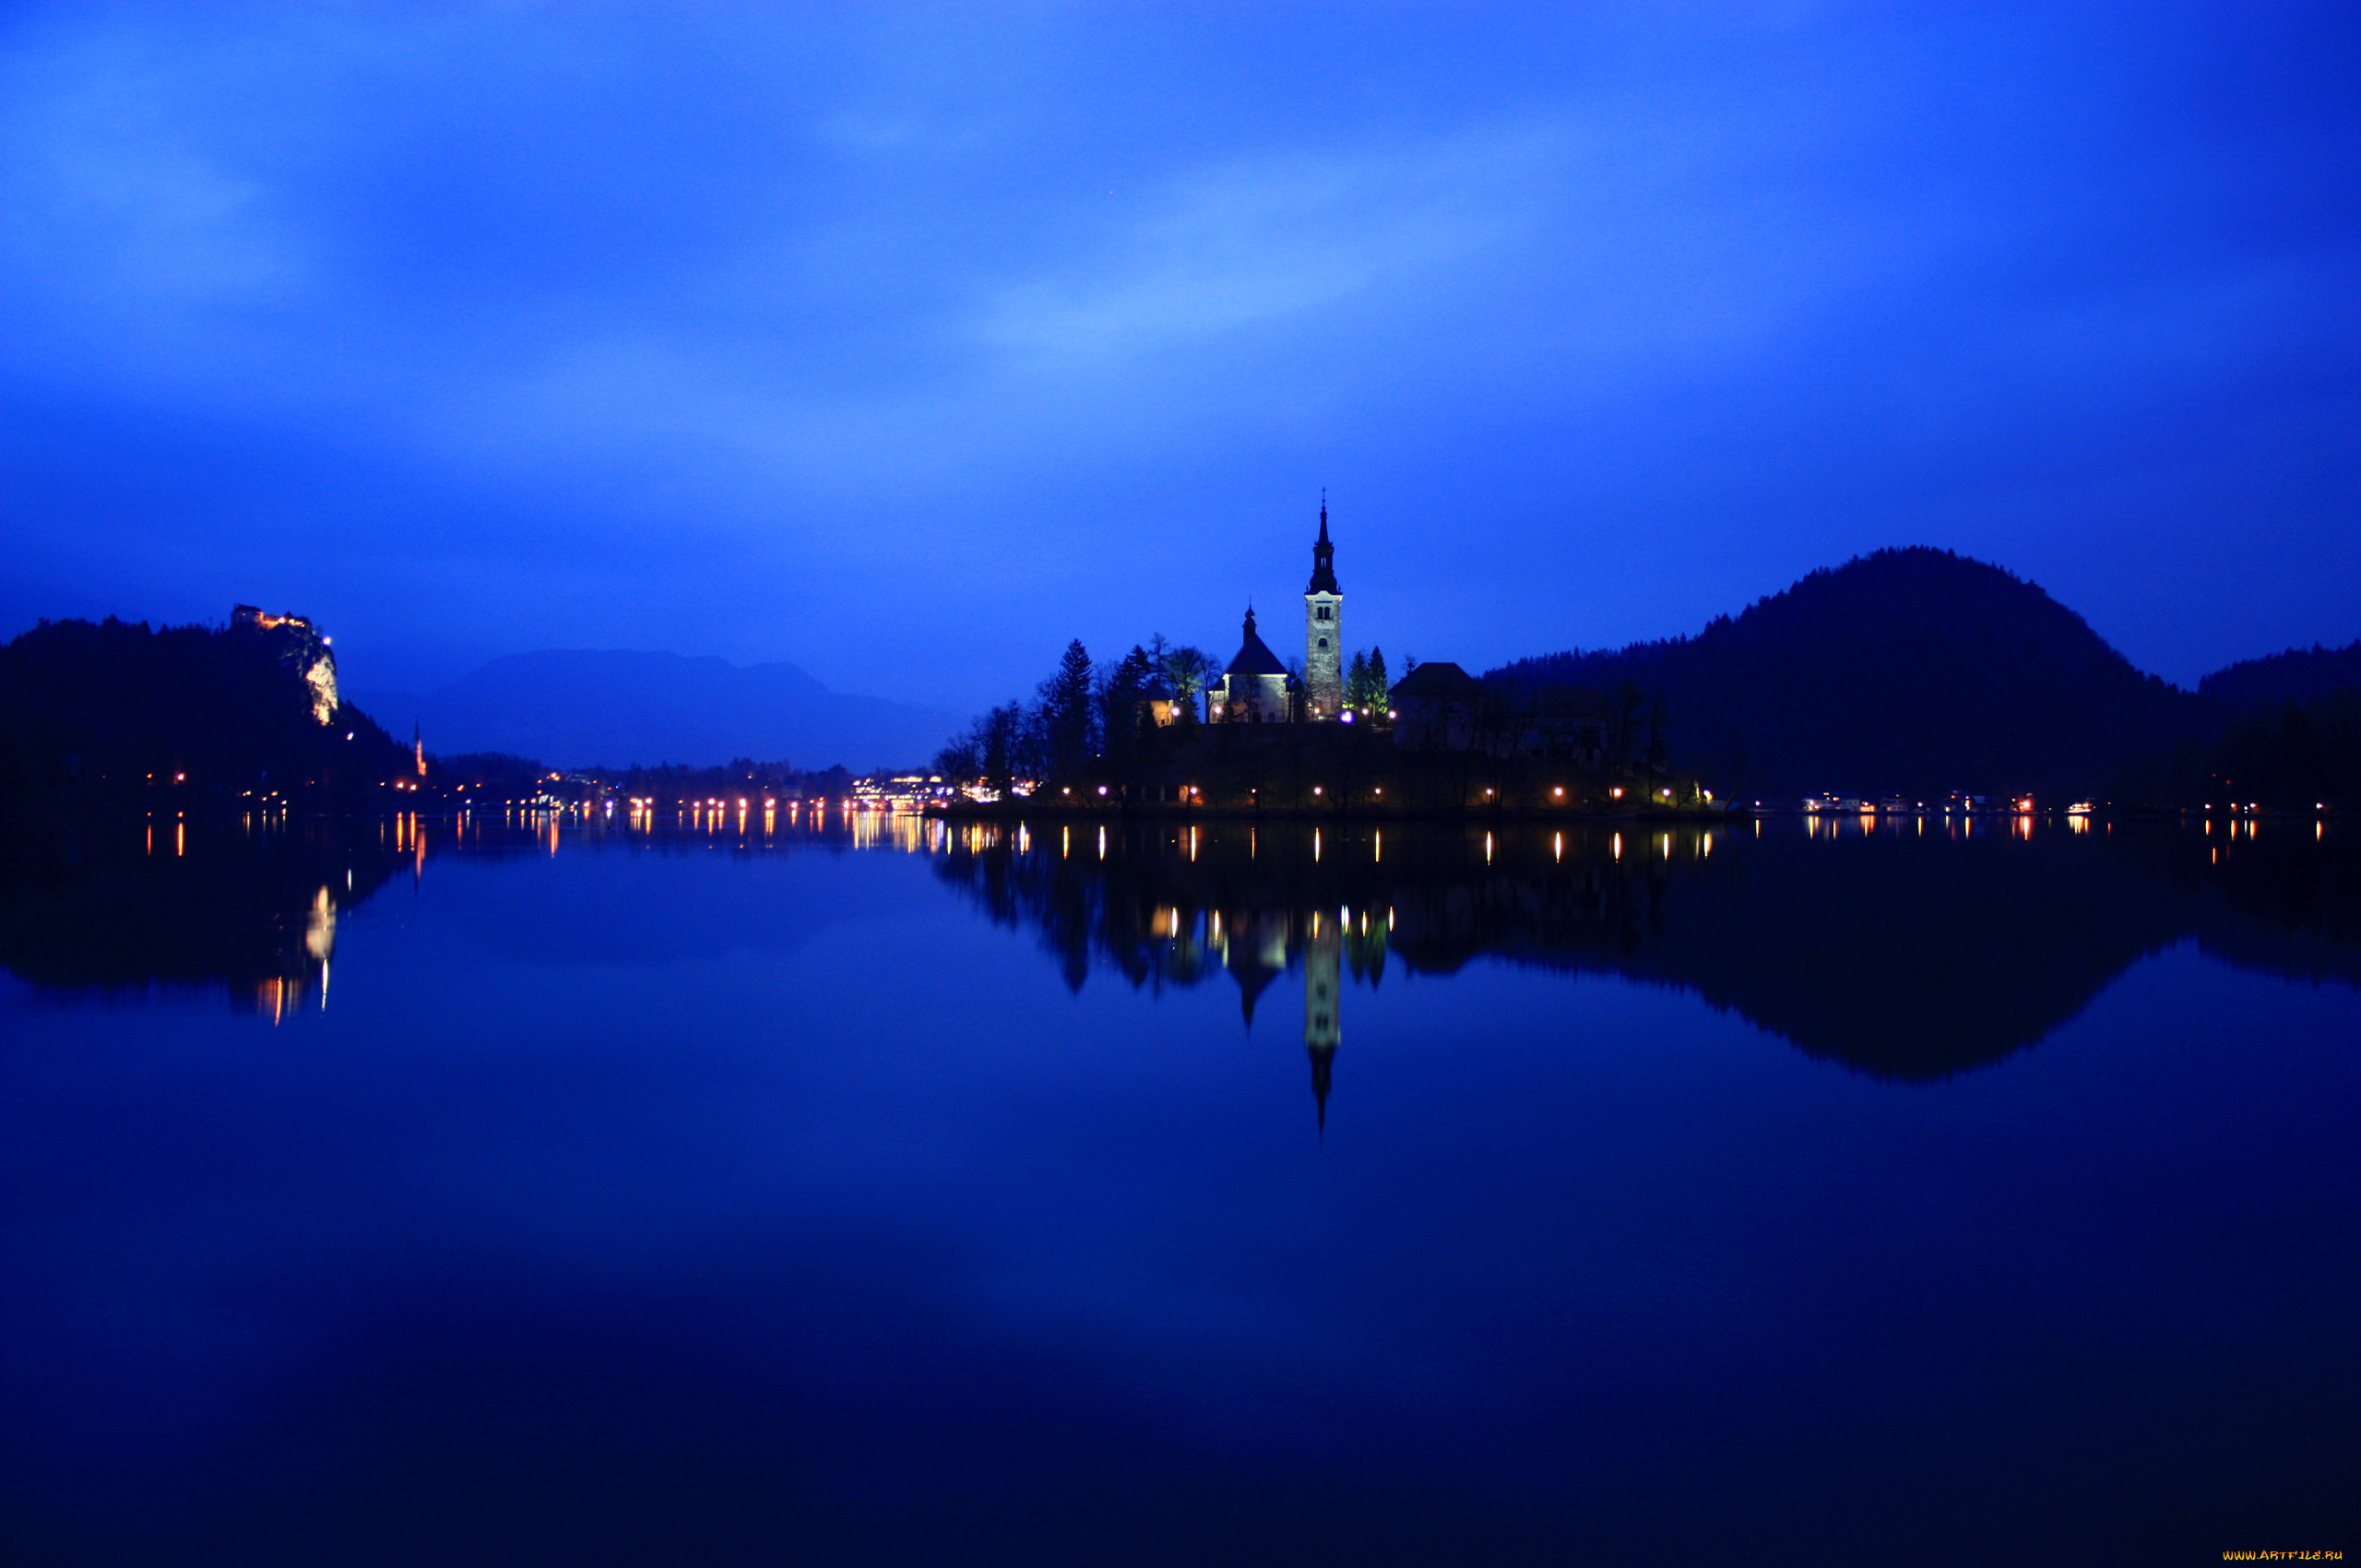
[2,810,2355,1564]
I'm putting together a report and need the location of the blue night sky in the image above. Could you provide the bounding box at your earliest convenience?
[5,4,2357,710]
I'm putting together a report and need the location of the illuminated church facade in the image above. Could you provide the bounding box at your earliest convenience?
[1205,499,1347,724]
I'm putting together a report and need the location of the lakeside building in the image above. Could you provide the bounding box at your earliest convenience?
[1192,506,1614,768]
[1389,662,1486,749]
[1205,499,1346,725]
[1205,607,1296,723]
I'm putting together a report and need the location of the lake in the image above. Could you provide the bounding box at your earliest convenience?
[3,808,2354,1564]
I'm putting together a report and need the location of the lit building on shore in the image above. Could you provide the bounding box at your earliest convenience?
[1205,499,1347,725]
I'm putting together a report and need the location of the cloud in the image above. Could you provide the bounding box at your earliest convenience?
[976,125,1556,367]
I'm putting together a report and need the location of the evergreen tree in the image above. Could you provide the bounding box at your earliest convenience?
[1347,647,1390,711]
[1038,639,1097,776]
[1101,645,1156,771]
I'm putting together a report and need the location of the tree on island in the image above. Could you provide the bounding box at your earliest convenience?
[1038,639,1097,776]
[1100,645,1157,774]
[1154,638,1216,719]
[1347,647,1389,713]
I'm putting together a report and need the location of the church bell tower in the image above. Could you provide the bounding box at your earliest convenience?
[1305,910,1340,1137]
[1303,494,1342,719]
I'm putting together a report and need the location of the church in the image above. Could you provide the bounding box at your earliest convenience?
[1204,499,1347,724]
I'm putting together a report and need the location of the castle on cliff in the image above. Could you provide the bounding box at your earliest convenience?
[1205,499,1347,724]
[231,604,339,726]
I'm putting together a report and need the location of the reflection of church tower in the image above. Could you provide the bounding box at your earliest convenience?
[1303,495,1342,719]
[1305,912,1340,1135]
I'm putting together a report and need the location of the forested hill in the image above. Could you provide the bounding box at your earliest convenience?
[1488,548,2198,800]
[0,616,409,803]
[2198,638,2361,708]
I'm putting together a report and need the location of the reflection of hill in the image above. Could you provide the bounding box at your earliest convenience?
[0,814,905,1009]
[0,814,411,1016]
[931,817,2360,1080]
[2109,822,2361,991]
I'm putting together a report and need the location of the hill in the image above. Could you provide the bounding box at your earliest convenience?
[354,650,960,774]
[1488,548,2200,801]
[2198,638,2361,709]
[0,615,410,804]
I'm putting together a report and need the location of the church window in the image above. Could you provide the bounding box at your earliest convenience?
[1316,606,1331,620]
[1317,636,1328,648]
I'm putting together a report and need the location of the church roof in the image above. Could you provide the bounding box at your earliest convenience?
[1388,660,1484,697]
[1225,608,1289,676]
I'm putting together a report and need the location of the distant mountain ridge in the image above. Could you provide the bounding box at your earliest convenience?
[357,650,960,773]
[1489,548,2209,800]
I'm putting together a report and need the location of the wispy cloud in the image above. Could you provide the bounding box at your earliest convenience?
[977,124,1560,366]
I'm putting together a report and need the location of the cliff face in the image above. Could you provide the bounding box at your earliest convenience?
[231,606,338,724]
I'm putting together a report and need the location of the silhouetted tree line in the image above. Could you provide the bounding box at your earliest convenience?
[2198,637,2361,708]
[0,616,411,806]
[2117,691,2361,810]
[936,634,1221,794]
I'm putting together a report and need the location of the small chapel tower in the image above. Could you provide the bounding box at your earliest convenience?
[1303,494,1343,719]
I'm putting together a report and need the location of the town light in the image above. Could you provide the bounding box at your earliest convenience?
[1553,786,1563,798]
[1097,785,1108,796]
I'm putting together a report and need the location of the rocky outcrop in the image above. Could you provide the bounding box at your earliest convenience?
[231,605,338,724]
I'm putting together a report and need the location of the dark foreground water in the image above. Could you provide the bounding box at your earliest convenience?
[2,809,2355,1565]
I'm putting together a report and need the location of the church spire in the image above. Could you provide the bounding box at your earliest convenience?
[1306,492,1338,594]
[1311,1041,1333,1142]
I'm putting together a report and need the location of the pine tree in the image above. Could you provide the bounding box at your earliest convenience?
[1039,639,1097,777]
[1347,647,1390,712]
[1101,645,1156,771]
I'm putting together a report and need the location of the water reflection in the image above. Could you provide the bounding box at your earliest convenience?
[6,811,2353,1080]
[932,815,2359,1085]
[1,806,2353,1559]
[0,813,411,1016]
